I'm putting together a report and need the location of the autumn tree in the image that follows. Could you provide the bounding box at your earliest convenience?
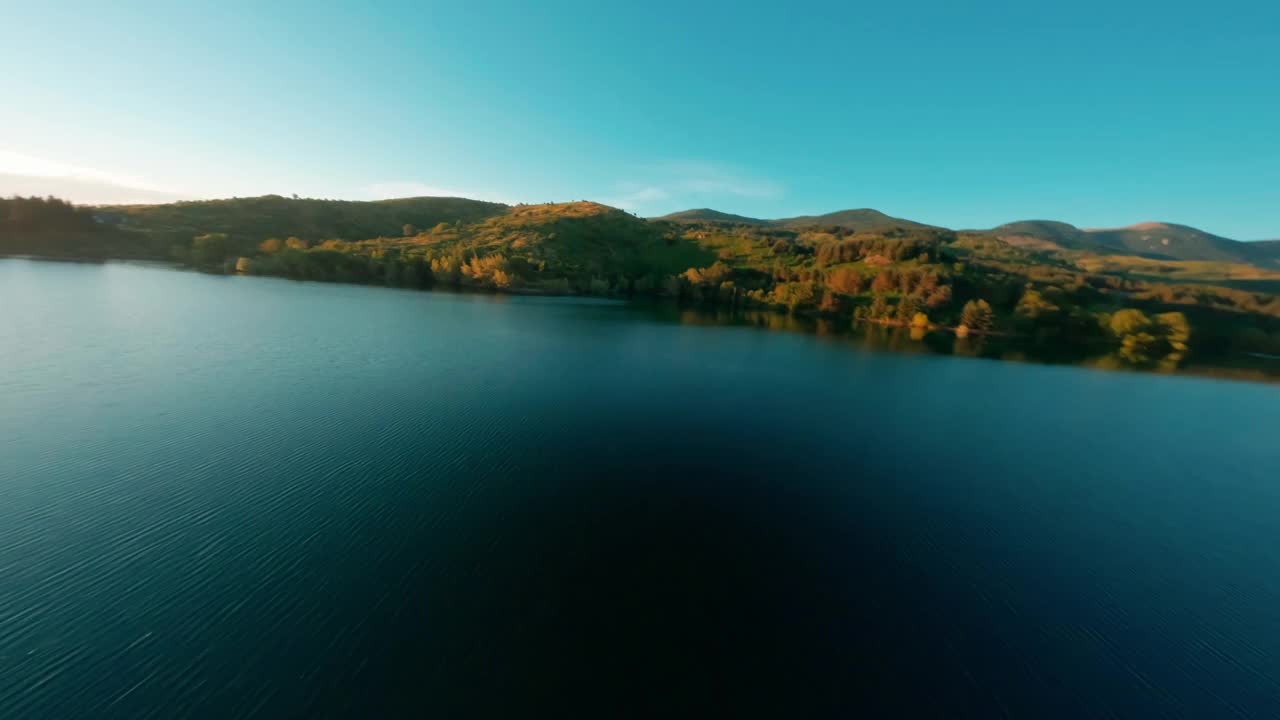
[871,269,897,293]
[960,299,994,334]
[818,290,841,313]
[896,293,924,324]
[867,294,891,320]
[771,282,819,312]
[925,285,952,310]
[1106,309,1191,366]
[826,267,864,295]
[1015,289,1061,323]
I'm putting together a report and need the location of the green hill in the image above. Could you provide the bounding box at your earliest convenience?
[989,220,1089,250]
[407,201,715,287]
[1242,240,1280,269]
[990,219,1269,266]
[6,193,1280,367]
[652,208,766,225]
[654,207,934,232]
[1083,222,1246,263]
[102,194,508,243]
[770,208,935,231]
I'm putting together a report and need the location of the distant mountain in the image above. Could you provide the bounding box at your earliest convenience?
[14,187,1276,271]
[990,219,1274,267]
[988,220,1087,250]
[770,208,936,232]
[653,208,766,225]
[1244,240,1280,269]
[1082,222,1246,263]
[653,207,933,232]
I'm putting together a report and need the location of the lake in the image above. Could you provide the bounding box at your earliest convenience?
[2,257,1279,717]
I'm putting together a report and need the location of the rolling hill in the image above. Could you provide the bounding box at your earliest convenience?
[7,193,1280,368]
[987,220,1090,250]
[653,207,934,232]
[100,194,509,243]
[769,208,936,231]
[425,201,714,280]
[653,208,766,225]
[989,219,1276,267]
[655,206,1279,268]
[1243,240,1280,269]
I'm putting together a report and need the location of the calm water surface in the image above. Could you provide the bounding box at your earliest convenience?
[2,258,1279,717]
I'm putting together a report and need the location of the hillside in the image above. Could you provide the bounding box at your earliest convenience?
[401,201,714,285]
[1242,240,1280,269]
[989,219,1270,266]
[102,194,509,243]
[770,208,936,231]
[654,207,935,232]
[1082,222,1246,263]
[659,209,1274,269]
[653,208,766,225]
[6,193,1280,366]
[990,221,1090,250]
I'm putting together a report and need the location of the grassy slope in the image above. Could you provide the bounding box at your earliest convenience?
[9,193,1280,367]
[990,219,1270,266]
[770,208,935,231]
[398,202,716,282]
[652,208,767,225]
[1082,222,1246,263]
[96,194,1278,302]
[1243,240,1280,269]
[655,207,935,232]
[1067,253,1280,285]
[104,195,509,243]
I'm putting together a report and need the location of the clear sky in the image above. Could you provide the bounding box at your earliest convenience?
[2,0,1277,238]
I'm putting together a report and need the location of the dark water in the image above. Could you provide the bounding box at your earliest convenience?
[2,258,1279,718]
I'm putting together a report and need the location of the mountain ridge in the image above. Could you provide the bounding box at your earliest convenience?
[653,204,1275,267]
[17,192,1279,269]
[652,207,935,232]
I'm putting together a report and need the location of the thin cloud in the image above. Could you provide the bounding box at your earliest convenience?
[660,162,784,199]
[0,173,190,205]
[0,149,183,200]
[603,162,783,211]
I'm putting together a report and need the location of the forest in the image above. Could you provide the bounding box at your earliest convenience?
[4,194,1280,370]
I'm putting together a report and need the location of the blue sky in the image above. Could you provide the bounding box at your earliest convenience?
[2,0,1277,238]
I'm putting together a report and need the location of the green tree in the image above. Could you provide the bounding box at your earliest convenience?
[1104,309,1191,366]
[1015,289,1060,322]
[1109,309,1150,337]
[771,282,819,313]
[191,233,235,267]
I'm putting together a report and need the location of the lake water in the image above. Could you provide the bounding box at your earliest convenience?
[2,258,1279,717]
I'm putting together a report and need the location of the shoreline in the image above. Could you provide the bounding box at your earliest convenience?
[4,254,1277,385]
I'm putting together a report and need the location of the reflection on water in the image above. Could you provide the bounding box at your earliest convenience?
[656,303,1280,384]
